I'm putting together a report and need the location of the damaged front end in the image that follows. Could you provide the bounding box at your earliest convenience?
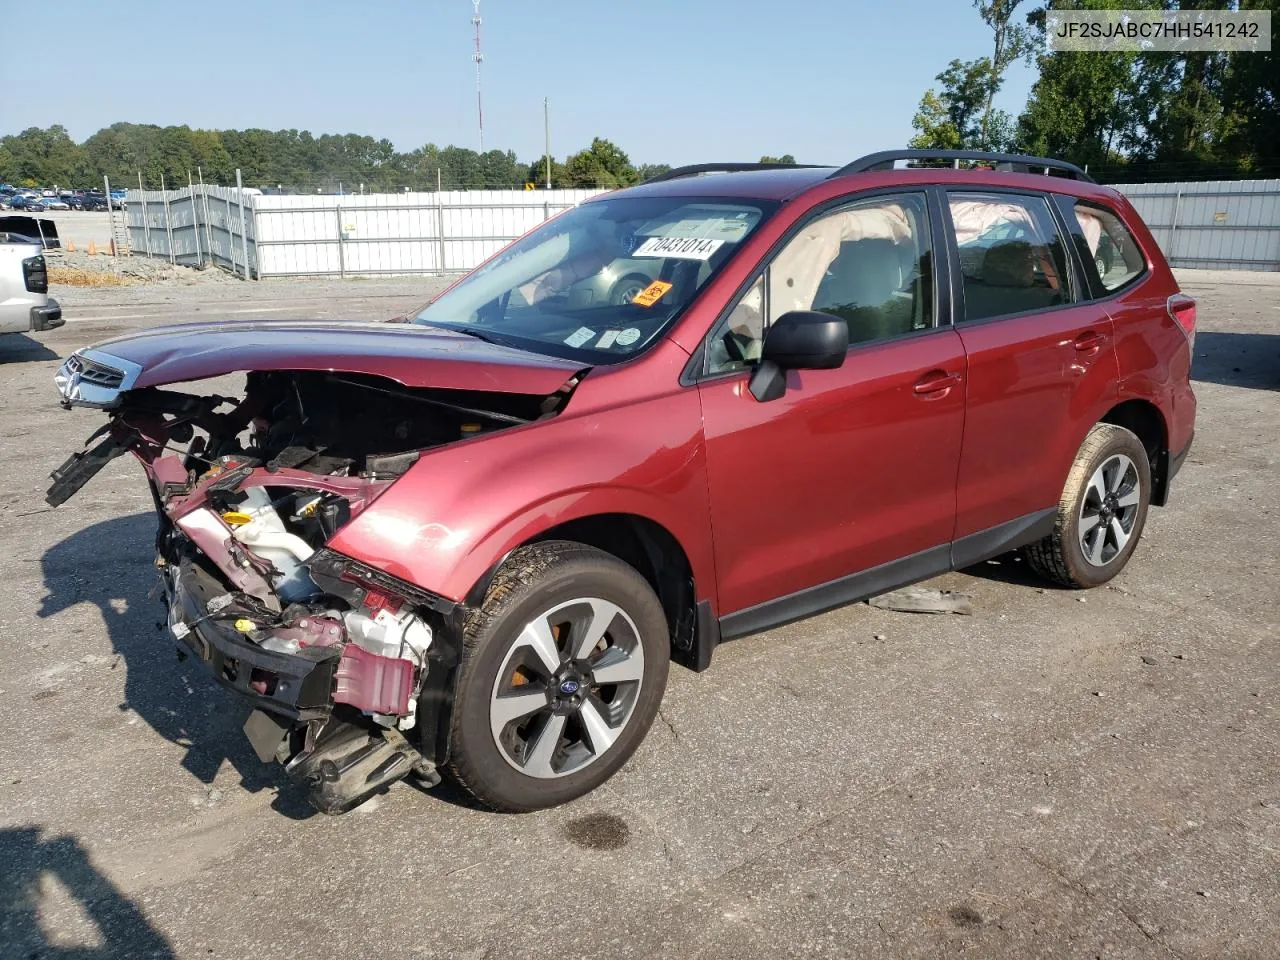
[49,350,580,813]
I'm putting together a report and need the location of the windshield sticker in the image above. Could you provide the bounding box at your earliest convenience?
[597,330,621,349]
[615,328,641,346]
[632,236,724,260]
[636,207,758,243]
[632,279,673,307]
[564,326,596,348]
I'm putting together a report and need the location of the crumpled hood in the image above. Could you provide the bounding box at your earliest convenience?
[82,318,585,394]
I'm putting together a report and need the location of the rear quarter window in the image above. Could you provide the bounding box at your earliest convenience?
[1063,201,1147,294]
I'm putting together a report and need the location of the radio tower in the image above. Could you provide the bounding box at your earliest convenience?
[472,0,485,152]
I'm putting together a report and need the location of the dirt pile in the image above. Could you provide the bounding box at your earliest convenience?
[46,249,239,287]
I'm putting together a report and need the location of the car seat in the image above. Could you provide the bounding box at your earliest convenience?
[813,238,914,343]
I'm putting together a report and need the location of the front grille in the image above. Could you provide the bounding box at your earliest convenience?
[68,355,125,389]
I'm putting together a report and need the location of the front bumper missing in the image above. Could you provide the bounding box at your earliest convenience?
[170,558,341,722]
[169,557,439,813]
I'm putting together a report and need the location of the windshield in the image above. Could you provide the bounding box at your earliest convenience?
[415,195,776,362]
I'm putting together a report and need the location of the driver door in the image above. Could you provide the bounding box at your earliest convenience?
[695,191,966,627]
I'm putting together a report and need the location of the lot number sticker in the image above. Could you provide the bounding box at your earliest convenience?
[632,280,673,307]
[632,236,724,260]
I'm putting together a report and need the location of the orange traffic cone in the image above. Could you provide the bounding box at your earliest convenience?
[87,241,98,255]
[65,241,76,252]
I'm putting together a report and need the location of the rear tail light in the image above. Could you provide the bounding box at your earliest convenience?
[1167,294,1196,350]
[22,255,47,294]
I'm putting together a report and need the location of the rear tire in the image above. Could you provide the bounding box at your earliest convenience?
[1024,423,1151,588]
[444,541,669,812]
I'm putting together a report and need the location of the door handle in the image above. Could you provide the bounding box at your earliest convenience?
[913,370,961,395]
[1073,330,1106,352]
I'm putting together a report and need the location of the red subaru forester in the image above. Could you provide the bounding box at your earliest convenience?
[50,150,1196,814]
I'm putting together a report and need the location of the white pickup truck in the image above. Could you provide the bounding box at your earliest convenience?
[0,236,62,335]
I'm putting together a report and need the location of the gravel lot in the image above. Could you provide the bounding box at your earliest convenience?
[1,270,1277,959]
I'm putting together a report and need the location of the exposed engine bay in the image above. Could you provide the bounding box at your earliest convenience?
[47,367,581,813]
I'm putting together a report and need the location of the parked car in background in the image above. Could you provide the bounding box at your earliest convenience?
[47,150,1195,816]
[10,195,46,212]
[42,196,71,211]
[80,193,111,211]
[1,237,62,335]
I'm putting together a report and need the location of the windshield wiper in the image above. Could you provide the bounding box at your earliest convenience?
[416,321,512,347]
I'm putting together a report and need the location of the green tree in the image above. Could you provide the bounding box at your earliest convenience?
[758,154,797,164]
[909,90,964,149]
[563,137,637,188]
[1017,46,1140,168]
[1216,0,1278,173]
[0,125,89,186]
[909,59,993,149]
[525,154,569,188]
[635,162,672,180]
[478,149,521,188]
[972,0,1034,149]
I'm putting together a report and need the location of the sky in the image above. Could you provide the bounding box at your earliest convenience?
[2,0,1038,167]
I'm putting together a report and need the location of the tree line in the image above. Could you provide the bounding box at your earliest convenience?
[0,123,675,193]
[4,1,1274,193]
[910,0,1277,182]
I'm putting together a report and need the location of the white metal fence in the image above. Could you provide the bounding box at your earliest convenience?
[1115,179,1279,271]
[124,176,1279,277]
[126,184,258,277]
[124,183,602,279]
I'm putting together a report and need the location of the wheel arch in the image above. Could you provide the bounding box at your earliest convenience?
[1099,398,1170,505]
[466,511,715,673]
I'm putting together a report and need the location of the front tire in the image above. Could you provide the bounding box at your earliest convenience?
[1025,423,1151,588]
[445,541,670,812]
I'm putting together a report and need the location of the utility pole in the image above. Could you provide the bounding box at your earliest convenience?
[472,0,485,152]
[544,97,551,189]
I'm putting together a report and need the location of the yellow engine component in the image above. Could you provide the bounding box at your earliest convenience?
[222,511,253,527]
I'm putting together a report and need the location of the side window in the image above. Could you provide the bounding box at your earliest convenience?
[704,274,766,374]
[704,193,933,375]
[1067,201,1146,292]
[948,192,1075,323]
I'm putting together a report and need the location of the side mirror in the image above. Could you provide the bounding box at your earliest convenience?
[748,310,848,402]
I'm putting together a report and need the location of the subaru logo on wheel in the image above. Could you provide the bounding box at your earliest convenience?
[559,679,580,695]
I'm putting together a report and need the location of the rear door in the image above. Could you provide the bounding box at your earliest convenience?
[695,190,966,622]
[943,189,1117,552]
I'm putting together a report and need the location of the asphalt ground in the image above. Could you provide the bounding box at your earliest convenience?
[0,270,1277,959]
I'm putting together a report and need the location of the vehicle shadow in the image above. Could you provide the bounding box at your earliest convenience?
[0,826,175,959]
[0,332,59,363]
[957,551,1058,590]
[1193,331,1280,390]
[38,513,314,820]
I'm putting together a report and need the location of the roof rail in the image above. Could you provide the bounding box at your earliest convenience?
[643,162,827,184]
[831,150,1096,184]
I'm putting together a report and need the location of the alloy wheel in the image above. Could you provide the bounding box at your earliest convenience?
[1078,453,1141,566]
[489,597,645,779]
